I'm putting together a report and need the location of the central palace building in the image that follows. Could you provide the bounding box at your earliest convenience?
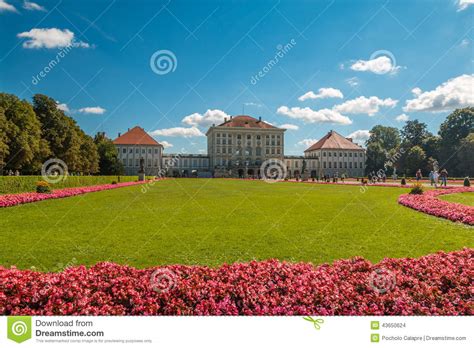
[113,115,366,178]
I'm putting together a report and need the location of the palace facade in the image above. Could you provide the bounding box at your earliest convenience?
[113,115,366,178]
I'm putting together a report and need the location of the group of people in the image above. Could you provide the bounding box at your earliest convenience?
[368,171,387,183]
[416,168,449,187]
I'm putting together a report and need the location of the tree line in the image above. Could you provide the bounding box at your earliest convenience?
[365,107,473,177]
[0,93,123,175]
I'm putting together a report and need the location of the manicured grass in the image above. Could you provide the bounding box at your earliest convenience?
[440,192,474,206]
[0,179,472,271]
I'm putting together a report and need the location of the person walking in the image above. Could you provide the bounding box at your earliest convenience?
[440,168,448,187]
[433,170,439,188]
[416,169,422,182]
[429,170,434,186]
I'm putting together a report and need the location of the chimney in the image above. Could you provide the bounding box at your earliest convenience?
[224,117,227,122]
[118,132,121,137]
[258,116,261,122]
[230,116,233,119]
[128,128,130,131]
[346,138,353,142]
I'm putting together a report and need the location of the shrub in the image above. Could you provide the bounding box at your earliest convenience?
[111,181,117,185]
[409,183,423,195]
[464,177,470,187]
[284,178,289,181]
[36,181,51,194]
[401,178,406,185]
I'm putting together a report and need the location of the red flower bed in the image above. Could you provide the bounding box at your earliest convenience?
[0,180,161,208]
[398,187,474,225]
[0,249,472,315]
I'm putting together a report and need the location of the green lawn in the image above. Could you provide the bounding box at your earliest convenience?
[0,179,472,271]
[440,192,474,206]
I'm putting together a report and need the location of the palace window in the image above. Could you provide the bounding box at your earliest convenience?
[344,152,347,157]
[257,135,261,140]
[339,162,342,168]
[354,153,358,157]
[339,152,342,157]
[328,162,331,168]
[237,134,241,139]
[349,153,352,157]
[354,162,358,168]
[344,162,347,168]
[323,162,326,168]
[266,149,269,154]
[277,148,280,154]
[349,162,352,168]
[217,139,221,144]
[122,148,126,154]
[277,141,281,146]
[333,152,337,157]
[142,149,145,154]
[256,148,262,156]
[135,159,139,167]
[323,152,326,157]
[328,152,331,157]
[217,133,221,137]
[334,162,337,168]
[136,148,139,154]
[148,149,152,154]
[129,148,133,153]
[155,148,158,154]
[129,159,132,166]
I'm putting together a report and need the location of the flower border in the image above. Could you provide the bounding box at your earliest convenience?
[398,187,474,225]
[0,249,471,315]
[0,179,162,208]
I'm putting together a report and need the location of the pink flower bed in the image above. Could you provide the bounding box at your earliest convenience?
[0,180,160,208]
[0,249,472,315]
[398,187,474,225]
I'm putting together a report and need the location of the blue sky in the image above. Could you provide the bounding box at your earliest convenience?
[0,0,473,155]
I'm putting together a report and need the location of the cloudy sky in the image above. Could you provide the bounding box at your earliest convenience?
[0,0,473,154]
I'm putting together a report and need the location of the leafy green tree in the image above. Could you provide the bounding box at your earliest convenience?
[0,93,42,172]
[400,120,432,148]
[79,130,99,174]
[0,107,9,171]
[438,108,474,175]
[94,132,123,175]
[456,133,474,177]
[404,146,427,175]
[365,125,401,173]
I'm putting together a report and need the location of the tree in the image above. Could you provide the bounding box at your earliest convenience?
[79,130,99,174]
[365,125,401,173]
[404,146,427,176]
[400,120,432,148]
[0,107,9,171]
[0,93,42,172]
[94,132,123,175]
[438,108,474,175]
[456,133,474,177]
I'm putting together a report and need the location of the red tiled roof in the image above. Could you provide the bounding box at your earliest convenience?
[217,115,277,129]
[304,131,363,152]
[113,126,162,146]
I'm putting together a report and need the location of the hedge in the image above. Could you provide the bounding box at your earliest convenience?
[0,176,153,194]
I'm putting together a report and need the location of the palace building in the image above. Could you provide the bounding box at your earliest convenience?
[113,126,164,176]
[113,115,366,178]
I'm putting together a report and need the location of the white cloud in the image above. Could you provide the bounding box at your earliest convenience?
[243,102,262,107]
[279,123,299,130]
[78,106,106,114]
[181,109,229,127]
[333,96,398,116]
[150,127,204,138]
[159,140,173,148]
[457,0,474,11]
[277,106,352,125]
[460,38,470,47]
[56,102,69,112]
[23,1,46,11]
[17,28,90,49]
[0,0,16,12]
[403,74,474,112]
[395,113,409,122]
[297,138,319,148]
[346,130,370,145]
[350,56,401,75]
[298,87,344,101]
[346,77,359,87]
[411,87,422,96]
